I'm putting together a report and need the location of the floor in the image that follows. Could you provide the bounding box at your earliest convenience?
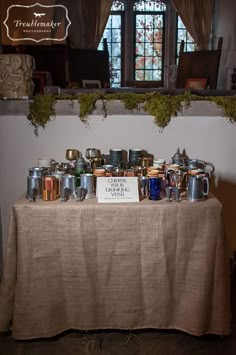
[0,276,235,355]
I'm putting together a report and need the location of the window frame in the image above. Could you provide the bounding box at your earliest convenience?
[100,0,197,88]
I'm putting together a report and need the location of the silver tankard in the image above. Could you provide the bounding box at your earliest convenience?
[60,174,77,201]
[80,174,96,199]
[187,175,209,202]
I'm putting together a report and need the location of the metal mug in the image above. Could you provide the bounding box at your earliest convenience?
[80,173,95,199]
[27,176,42,201]
[51,171,65,197]
[138,176,149,198]
[187,159,206,171]
[187,175,209,201]
[129,148,142,166]
[109,148,123,168]
[29,167,46,178]
[42,176,57,201]
[166,168,186,188]
[66,149,79,161]
[60,174,77,201]
[76,186,87,201]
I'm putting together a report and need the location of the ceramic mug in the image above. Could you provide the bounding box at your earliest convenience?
[149,177,162,200]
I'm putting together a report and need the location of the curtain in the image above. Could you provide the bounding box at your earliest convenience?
[53,0,113,49]
[170,0,214,50]
[81,0,113,49]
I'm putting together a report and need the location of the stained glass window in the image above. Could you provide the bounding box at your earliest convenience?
[99,1,195,87]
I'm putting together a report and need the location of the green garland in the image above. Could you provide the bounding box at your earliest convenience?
[27,92,236,135]
[27,94,57,136]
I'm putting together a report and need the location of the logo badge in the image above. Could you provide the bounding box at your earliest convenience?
[4,2,71,43]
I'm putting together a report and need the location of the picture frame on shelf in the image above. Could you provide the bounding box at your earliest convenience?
[185,78,208,90]
[82,80,102,89]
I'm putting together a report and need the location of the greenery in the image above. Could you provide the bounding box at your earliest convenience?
[27,94,57,136]
[27,91,236,135]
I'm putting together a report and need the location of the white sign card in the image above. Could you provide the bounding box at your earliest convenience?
[97,177,140,203]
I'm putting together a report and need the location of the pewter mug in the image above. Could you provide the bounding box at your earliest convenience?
[109,148,123,168]
[187,159,215,175]
[29,167,46,178]
[60,174,77,201]
[27,176,42,201]
[80,173,95,199]
[138,176,149,198]
[76,186,87,201]
[187,159,206,171]
[129,149,142,166]
[187,175,209,201]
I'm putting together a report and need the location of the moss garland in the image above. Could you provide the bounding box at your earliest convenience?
[27,92,236,135]
[27,94,56,136]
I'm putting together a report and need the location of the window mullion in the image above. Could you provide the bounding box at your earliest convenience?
[123,1,135,84]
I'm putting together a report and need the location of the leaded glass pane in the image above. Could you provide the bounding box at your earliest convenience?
[135,70,145,80]
[135,10,164,82]
[112,1,124,11]
[136,56,145,70]
[176,15,195,55]
[134,0,166,12]
[99,11,123,87]
[186,43,195,52]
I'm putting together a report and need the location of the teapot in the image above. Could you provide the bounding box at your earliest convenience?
[171,148,185,166]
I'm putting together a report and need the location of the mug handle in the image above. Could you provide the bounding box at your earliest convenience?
[203,177,209,197]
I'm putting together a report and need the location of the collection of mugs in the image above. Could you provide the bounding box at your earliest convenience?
[26,148,213,202]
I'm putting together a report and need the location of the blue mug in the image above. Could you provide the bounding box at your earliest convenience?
[149,177,162,200]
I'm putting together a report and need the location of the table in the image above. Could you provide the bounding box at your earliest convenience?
[0,195,231,339]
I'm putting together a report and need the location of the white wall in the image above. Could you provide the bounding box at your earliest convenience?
[1,110,236,265]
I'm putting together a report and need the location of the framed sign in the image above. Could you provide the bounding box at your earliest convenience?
[97,177,140,203]
[185,78,208,89]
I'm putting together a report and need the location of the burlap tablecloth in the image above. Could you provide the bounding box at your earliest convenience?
[0,195,231,339]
